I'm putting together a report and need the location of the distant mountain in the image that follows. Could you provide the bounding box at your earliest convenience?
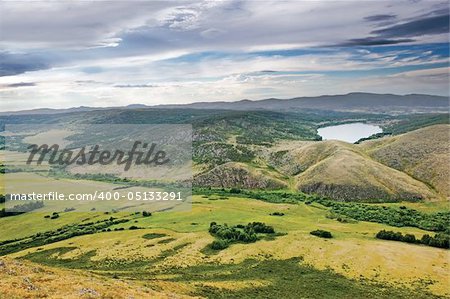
[1,92,448,115]
[0,106,102,116]
[0,104,149,116]
[158,92,449,113]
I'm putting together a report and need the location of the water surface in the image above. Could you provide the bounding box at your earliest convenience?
[318,122,382,143]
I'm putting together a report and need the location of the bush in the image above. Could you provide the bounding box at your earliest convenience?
[421,234,432,245]
[402,234,416,243]
[376,230,402,241]
[142,211,152,217]
[270,212,285,216]
[428,234,449,249]
[207,221,276,250]
[324,201,450,232]
[246,222,275,234]
[376,230,449,249]
[229,188,241,194]
[210,239,229,250]
[310,230,332,238]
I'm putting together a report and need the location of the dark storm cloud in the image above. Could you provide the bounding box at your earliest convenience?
[364,14,397,22]
[339,10,449,47]
[337,38,415,46]
[0,52,50,77]
[371,14,449,38]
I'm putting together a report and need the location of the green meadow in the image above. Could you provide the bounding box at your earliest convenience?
[2,187,448,298]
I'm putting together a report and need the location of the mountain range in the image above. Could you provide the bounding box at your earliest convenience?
[1,92,448,115]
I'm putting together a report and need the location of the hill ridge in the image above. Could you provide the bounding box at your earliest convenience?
[1,92,448,115]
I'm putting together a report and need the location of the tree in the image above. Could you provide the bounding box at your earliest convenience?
[402,234,416,243]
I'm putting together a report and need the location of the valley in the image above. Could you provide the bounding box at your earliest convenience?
[2,1,449,298]
[0,105,449,298]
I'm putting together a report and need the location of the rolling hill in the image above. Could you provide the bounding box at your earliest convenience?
[360,124,450,199]
[0,105,449,299]
[292,142,435,202]
[0,107,448,202]
[267,140,436,202]
[195,125,449,202]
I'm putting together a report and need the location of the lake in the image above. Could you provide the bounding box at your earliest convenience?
[318,122,382,143]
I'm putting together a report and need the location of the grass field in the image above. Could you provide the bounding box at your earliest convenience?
[1,121,449,298]
[3,192,448,298]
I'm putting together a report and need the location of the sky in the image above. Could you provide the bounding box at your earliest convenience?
[0,0,449,111]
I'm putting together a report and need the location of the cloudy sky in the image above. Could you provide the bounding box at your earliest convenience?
[0,0,448,111]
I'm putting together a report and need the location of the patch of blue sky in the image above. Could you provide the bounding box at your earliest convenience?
[161,43,448,65]
[350,43,449,58]
[246,62,448,78]
[162,47,339,64]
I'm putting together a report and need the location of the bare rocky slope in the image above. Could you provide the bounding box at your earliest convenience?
[194,162,287,190]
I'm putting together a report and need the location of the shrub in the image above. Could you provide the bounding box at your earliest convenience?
[229,188,241,194]
[310,230,332,238]
[208,221,275,250]
[429,234,449,249]
[402,234,416,243]
[210,239,229,250]
[246,222,275,234]
[421,234,432,245]
[376,230,402,241]
[270,212,285,216]
[376,230,449,249]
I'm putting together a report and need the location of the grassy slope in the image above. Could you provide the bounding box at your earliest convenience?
[0,257,183,299]
[194,125,449,202]
[360,124,450,199]
[2,111,447,202]
[4,195,449,298]
[0,172,180,242]
[267,140,436,202]
[1,112,449,298]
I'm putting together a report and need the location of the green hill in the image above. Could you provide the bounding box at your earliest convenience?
[360,124,450,199]
[294,143,435,202]
[192,125,449,202]
[267,141,436,202]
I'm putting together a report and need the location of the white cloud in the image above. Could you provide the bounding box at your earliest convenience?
[0,0,448,111]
